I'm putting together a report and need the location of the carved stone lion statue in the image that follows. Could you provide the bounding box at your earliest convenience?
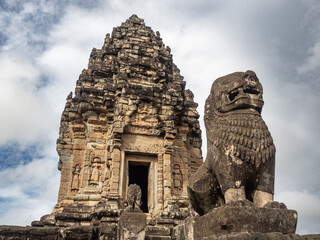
[188,70,276,215]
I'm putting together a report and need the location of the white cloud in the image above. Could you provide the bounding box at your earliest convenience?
[0,201,54,226]
[0,55,50,145]
[298,0,320,73]
[298,41,320,73]
[38,44,88,86]
[0,157,60,226]
[0,1,64,146]
[0,186,26,199]
[276,190,320,234]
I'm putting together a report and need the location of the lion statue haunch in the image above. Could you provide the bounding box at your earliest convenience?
[188,70,276,215]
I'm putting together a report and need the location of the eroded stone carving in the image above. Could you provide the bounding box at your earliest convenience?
[188,70,276,215]
[131,102,159,128]
[89,157,103,187]
[122,134,164,154]
[172,164,183,195]
[124,184,142,212]
[71,165,81,191]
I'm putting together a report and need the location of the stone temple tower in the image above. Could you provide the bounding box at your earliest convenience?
[55,14,203,216]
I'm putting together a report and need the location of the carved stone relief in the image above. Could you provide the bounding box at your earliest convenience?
[71,165,81,191]
[122,134,164,154]
[172,164,183,195]
[103,159,112,193]
[131,102,159,128]
[89,157,103,187]
[126,102,161,135]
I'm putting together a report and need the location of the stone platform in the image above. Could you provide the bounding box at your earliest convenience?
[193,200,297,239]
[175,201,320,240]
[195,232,320,240]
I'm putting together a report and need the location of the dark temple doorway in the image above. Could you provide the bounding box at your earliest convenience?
[128,161,149,213]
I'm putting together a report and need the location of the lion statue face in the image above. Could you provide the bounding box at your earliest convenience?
[211,70,264,114]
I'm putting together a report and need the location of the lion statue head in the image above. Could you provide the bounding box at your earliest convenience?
[208,70,264,114]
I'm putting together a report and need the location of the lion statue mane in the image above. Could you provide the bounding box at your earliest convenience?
[188,70,276,215]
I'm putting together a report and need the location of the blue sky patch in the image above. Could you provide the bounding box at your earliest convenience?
[0,33,8,47]
[0,144,40,170]
[0,1,23,13]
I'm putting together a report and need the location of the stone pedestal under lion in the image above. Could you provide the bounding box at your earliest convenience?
[187,71,298,239]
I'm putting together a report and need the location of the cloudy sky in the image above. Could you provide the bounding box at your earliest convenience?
[0,0,319,234]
